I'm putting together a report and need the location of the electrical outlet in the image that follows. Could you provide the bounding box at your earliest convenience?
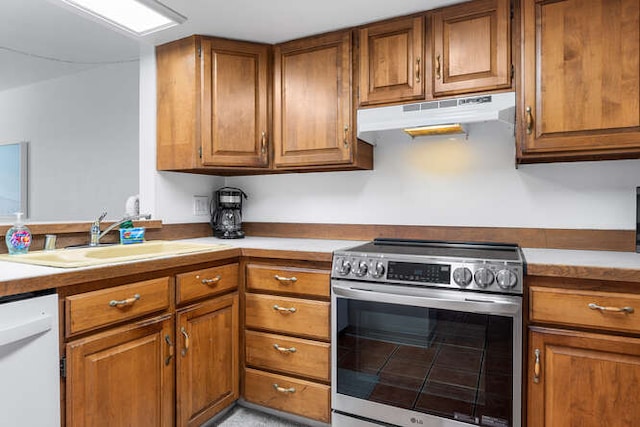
[193,196,209,216]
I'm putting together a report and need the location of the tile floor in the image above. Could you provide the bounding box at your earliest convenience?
[214,406,309,427]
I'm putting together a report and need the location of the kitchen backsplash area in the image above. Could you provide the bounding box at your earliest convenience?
[227,121,640,230]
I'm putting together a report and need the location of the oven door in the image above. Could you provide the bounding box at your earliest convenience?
[332,281,522,427]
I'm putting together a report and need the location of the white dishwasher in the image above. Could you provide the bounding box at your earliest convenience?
[0,291,60,427]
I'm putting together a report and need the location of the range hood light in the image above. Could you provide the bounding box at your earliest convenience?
[403,123,466,138]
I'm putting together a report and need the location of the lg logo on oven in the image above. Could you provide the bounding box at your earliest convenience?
[410,417,424,425]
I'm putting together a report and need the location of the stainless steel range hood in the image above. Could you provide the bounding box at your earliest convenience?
[357,92,515,143]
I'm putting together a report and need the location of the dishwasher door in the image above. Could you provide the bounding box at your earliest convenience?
[0,292,60,427]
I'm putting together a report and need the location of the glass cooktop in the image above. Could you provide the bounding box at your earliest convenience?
[342,238,522,261]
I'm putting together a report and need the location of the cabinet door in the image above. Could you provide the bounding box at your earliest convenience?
[176,292,239,427]
[528,327,640,427]
[201,38,270,167]
[432,0,511,96]
[519,0,640,161]
[273,31,353,168]
[359,16,425,105]
[66,315,174,427]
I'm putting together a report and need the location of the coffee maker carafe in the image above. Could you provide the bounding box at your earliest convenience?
[211,187,247,239]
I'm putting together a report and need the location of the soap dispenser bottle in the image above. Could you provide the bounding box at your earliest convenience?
[5,212,32,255]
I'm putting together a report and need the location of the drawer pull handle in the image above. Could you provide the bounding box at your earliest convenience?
[273,305,296,314]
[165,334,174,366]
[201,275,222,285]
[273,344,297,353]
[415,57,421,83]
[181,327,190,357]
[588,303,634,314]
[273,384,296,394]
[274,275,297,284]
[109,294,140,307]
[533,348,541,384]
[435,54,441,80]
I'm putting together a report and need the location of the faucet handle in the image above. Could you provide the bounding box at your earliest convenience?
[98,211,108,222]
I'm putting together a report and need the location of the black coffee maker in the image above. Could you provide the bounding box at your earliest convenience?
[211,187,248,239]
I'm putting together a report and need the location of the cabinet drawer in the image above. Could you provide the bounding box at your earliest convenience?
[245,293,330,340]
[245,330,330,382]
[176,263,238,304]
[530,286,640,334]
[66,277,170,336]
[246,264,330,298]
[244,368,330,423]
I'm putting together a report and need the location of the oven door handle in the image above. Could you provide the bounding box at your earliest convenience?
[332,284,521,316]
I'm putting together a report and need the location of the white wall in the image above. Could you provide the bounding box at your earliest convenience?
[0,62,140,222]
[138,45,223,224]
[227,122,640,230]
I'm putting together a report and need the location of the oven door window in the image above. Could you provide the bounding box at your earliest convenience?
[336,298,513,426]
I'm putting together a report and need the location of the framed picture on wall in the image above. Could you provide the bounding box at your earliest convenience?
[0,141,28,219]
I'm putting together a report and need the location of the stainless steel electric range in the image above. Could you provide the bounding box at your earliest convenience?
[331,238,525,427]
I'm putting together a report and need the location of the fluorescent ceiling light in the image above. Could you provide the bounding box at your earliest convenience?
[57,0,186,36]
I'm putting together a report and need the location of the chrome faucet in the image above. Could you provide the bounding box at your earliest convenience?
[89,212,152,247]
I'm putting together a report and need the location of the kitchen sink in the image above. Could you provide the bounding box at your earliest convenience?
[0,240,231,268]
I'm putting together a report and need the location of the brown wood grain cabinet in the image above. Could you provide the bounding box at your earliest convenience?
[431,0,511,96]
[66,314,175,427]
[176,292,239,427]
[242,259,332,423]
[518,0,640,163]
[527,278,640,426]
[63,261,240,427]
[157,36,271,174]
[358,16,425,105]
[273,31,373,170]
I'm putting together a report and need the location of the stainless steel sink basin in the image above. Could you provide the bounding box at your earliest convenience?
[0,241,231,268]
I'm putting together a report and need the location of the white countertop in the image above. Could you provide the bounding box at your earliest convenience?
[1,236,639,286]
[522,247,640,270]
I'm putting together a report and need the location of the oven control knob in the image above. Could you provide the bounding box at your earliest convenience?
[337,259,351,276]
[474,268,495,288]
[496,269,518,289]
[371,262,385,278]
[354,261,368,277]
[453,267,472,287]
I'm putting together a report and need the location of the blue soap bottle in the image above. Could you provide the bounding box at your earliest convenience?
[5,212,32,255]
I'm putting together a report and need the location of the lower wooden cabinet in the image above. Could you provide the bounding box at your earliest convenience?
[63,262,240,427]
[176,293,239,427]
[244,368,331,423]
[243,259,332,423]
[66,314,175,427]
[528,327,640,427]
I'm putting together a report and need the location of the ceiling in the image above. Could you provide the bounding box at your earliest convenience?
[1,0,463,92]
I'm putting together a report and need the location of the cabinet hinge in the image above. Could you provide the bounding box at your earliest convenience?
[197,46,202,58]
[60,355,67,379]
[198,146,202,158]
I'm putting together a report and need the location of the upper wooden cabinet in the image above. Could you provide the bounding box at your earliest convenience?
[358,16,425,105]
[518,0,640,163]
[157,36,270,174]
[200,38,269,168]
[273,31,372,170]
[432,0,511,96]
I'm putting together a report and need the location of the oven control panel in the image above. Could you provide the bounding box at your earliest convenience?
[332,255,523,294]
